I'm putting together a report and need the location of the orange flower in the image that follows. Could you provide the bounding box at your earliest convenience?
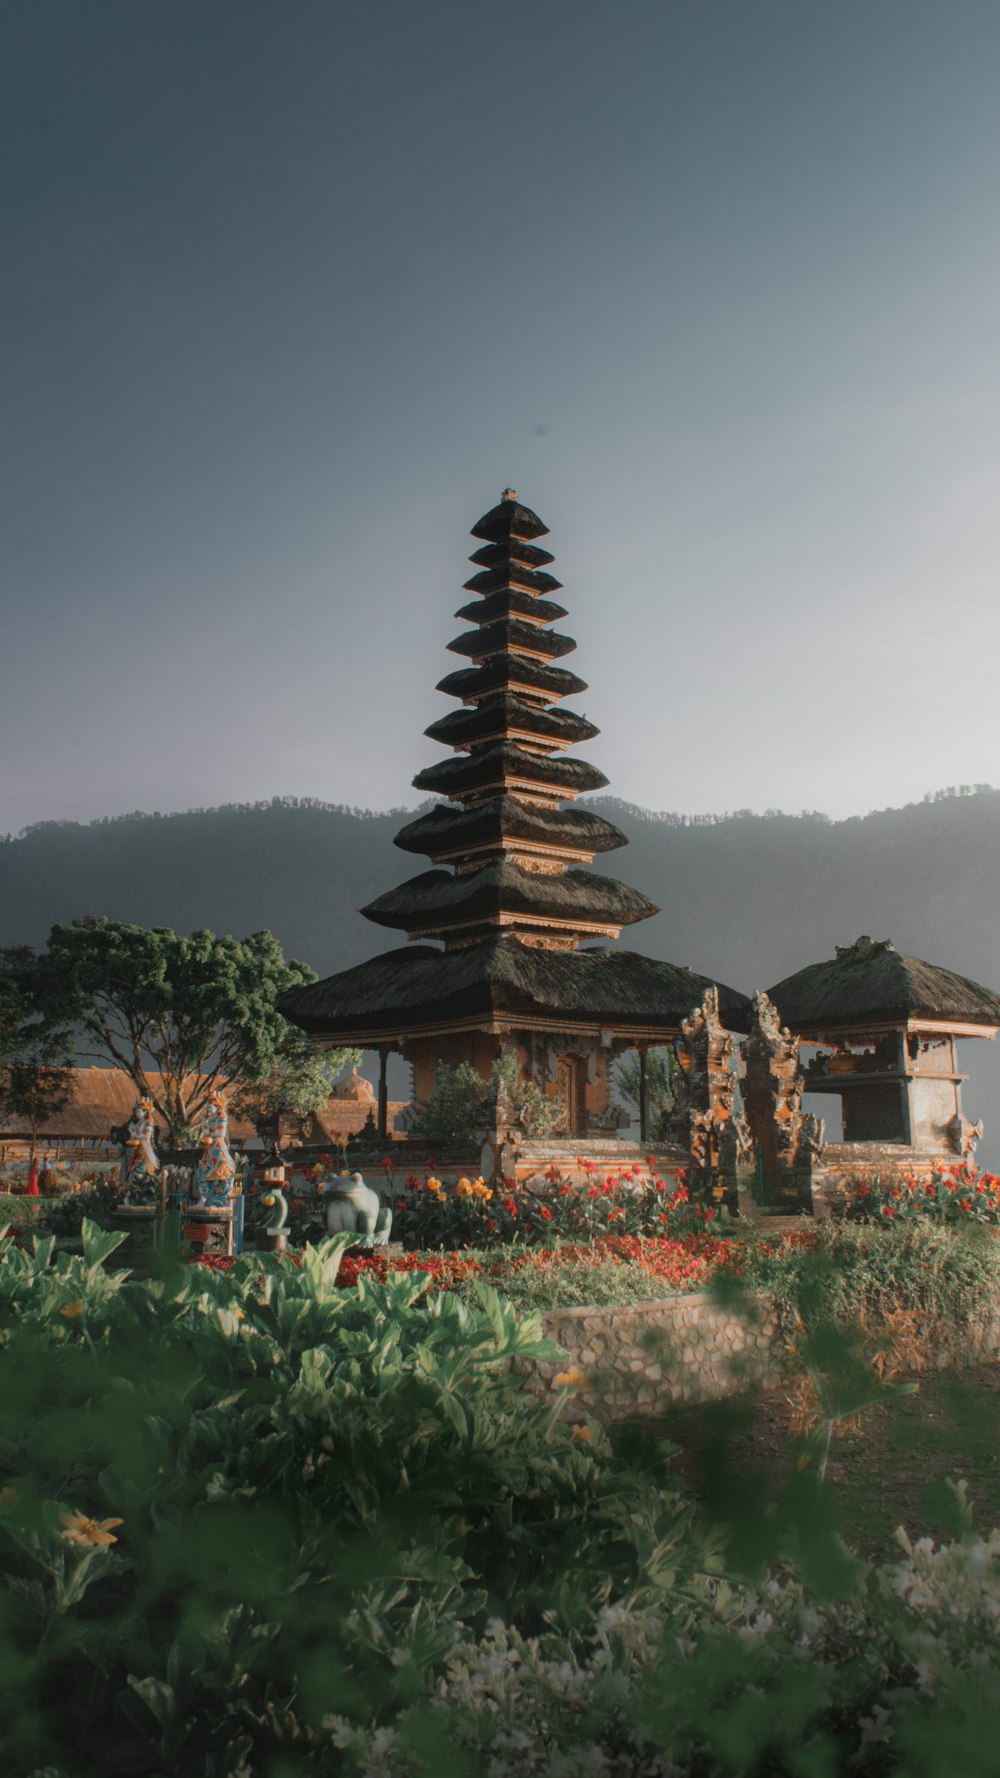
[59,1510,123,1549]
[58,1299,86,1321]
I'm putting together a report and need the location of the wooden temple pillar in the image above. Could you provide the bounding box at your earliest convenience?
[638,1043,649,1147]
[376,1045,390,1143]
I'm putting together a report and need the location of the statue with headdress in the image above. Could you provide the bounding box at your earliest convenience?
[119,1097,161,1206]
[192,1090,236,1209]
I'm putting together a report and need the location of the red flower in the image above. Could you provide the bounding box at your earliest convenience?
[538,1205,553,1221]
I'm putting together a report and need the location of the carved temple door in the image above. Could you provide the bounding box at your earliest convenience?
[557,1055,588,1138]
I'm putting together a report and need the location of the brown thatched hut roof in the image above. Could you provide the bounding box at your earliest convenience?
[394,795,628,862]
[767,936,1000,1033]
[280,936,750,1044]
[0,1068,257,1144]
[361,861,658,935]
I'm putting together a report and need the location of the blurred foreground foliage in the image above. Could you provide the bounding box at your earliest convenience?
[1,1224,1000,1775]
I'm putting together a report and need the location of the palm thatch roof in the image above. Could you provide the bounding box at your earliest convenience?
[445,618,577,663]
[454,591,568,627]
[469,539,555,571]
[394,796,628,861]
[767,936,1000,1032]
[462,566,563,598]
[424,698,599,752]
[0,1069,257,1143]
[280,936,750,1042]
[470,494,548,542]
[437,659,588,702]
[412,744,607,800]
[361,862,658,933]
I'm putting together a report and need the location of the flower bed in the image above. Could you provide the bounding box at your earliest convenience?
[848,1162,1000,1225]
[388,1160,724,1251]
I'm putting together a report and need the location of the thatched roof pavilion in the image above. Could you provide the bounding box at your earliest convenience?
[765,936,1000,1155]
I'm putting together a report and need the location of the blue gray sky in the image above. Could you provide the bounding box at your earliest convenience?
[3,0,1000,835]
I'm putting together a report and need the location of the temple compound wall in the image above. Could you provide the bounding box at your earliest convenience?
[522,1288,1000,1423]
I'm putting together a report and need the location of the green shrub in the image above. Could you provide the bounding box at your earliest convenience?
[740,1221,1000,1337]
[5,1224,1000,1774]
[0,1193,57,1238]
[0,1224,715,1774]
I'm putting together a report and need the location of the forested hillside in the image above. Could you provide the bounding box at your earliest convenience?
[3,788,999,1155]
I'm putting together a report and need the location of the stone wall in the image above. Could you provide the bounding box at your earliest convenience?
[533,1291,777,1422]
[525,1287,1000,1424]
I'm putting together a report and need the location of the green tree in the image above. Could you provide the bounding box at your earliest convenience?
[230,1043,360,1144]
[18,919,322,1143]
[0,946,73,1164]
[408,1055,560,1146]
[613,1045,678,1132]
[0,1059,72,1168]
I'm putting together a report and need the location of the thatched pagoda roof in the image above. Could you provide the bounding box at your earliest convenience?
[424,697,599,752]
[412,743,607,801]
[470,493,548,542]
[361,861,658,934]
[454,590,569,627]
[445,618,577,663]
[767,936,1000,1033]
[437,659,588,703]
[394,795,628,862]
[469,539,555,571]
[280,936,750,1042]
[462,566,564,598]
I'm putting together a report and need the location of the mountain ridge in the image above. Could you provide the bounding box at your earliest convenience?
[3,787,999,1158]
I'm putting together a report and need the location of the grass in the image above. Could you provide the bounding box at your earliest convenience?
[658,1362,1000,1558]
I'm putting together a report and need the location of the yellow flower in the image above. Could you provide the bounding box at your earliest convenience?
[554,1367,590,1391]
[59,1300,86,1321]
[571,1424,590,1440]
[455,1177,474,1198]
[59,1510,123,1549]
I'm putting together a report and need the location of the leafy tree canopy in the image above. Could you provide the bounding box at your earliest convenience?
[13,918,324,1142]
[0,945,72,1156]
[408,1055,560,1146]
[613,1046,678,1127]
[229,1045,360,1143]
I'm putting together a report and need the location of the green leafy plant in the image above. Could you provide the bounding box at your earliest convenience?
[407,1054,561,1147]
[10,918,320,1144]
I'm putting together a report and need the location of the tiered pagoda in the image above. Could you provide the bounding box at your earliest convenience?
[282,491,748,1148]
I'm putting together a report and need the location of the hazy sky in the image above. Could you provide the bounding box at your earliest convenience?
[3,0,1000,835]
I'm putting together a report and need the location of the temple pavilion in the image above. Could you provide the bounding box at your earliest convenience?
[282,490,749,1148]
[766,936,1000,1161]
